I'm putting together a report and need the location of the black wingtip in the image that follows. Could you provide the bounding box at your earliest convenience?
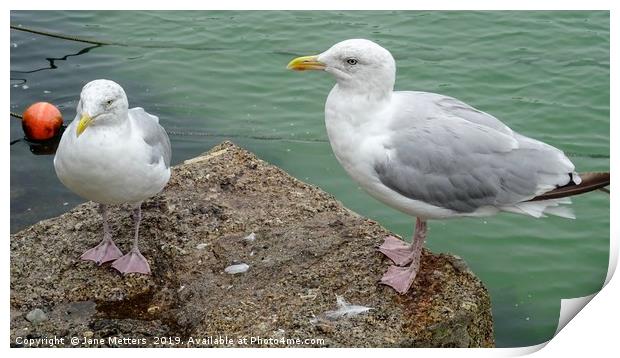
[529,172,610,201]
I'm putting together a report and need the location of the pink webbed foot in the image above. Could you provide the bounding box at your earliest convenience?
[111,248,151,275]
[378,235,413,266]
[81,238,124,265]
[380,264,419,294]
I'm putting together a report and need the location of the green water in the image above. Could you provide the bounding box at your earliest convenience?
[10,11,609,347]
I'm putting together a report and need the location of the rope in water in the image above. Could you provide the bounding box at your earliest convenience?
[10,24,116,46]
[10,112,609,159]
[166,129,327,143]
[10,24,230,51]
[165,129,611,158]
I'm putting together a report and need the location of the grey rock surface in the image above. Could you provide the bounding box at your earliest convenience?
[25,308,48,325]
[10,141,494,347]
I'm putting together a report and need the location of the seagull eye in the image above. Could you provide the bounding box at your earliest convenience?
[106,99,113,106]
[346,58,358,65]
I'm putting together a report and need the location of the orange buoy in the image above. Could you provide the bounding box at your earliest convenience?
[21,102,64,141]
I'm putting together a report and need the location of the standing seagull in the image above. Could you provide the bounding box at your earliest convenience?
[287,39,609,294]
[54,79,171,275]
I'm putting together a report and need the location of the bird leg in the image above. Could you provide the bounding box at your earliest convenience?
[81,204,124,265]
[378,235,414,266]
[112,205,151,275]
[380,218,427,294]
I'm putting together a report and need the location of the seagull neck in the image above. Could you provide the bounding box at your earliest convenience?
[93,111,131,133]
[332,83,393,104]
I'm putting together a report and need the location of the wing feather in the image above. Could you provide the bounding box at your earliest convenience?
[129,107,171,168]
[373,92,576,213]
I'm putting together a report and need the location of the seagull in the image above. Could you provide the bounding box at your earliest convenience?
[54,79,171,275]
[287,39,610,294]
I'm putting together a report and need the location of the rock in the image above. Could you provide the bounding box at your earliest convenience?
[25,309,47,325]
[448,255,472,274]
[10,141,494,347]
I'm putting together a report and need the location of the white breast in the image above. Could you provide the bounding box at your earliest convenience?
[54,119,169,205]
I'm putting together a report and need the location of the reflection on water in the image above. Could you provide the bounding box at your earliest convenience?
[11,44,101,74]
[10,125,66,156]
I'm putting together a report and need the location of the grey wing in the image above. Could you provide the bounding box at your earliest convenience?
[374,112,575,213]
[129,107,171,168]
[416,91,514,135]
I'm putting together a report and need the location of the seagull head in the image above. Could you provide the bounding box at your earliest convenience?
[287,39,396,98]
[75,79,129,136]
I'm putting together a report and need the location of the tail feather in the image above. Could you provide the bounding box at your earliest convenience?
[541,205,576,220]
[504,197,575,219]
[529,172,610,202]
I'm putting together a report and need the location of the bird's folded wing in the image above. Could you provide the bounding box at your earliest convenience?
[433,93,515,136]
[373,110,574,213]
[129,107,171,168]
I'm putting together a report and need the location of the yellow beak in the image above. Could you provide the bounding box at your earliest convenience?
[287,55,326,71]
[76,113,93,137]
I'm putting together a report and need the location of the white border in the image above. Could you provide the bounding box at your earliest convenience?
[4,1,616,356]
